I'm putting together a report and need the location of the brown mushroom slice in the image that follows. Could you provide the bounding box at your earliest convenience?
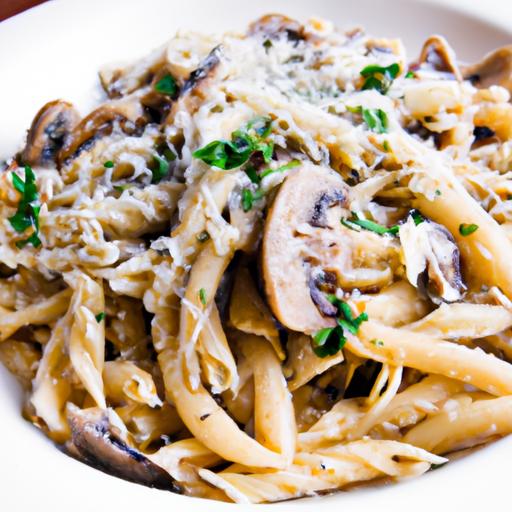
[21,100,80,167]
[58,101,145,165]
[66,405,182,492]
[247,14,305,42]
[99,46,167,98]
[399,215,465,304]
[262,164,349,333]
[182,45,222,94]
[461,45,512,94]
[417,35,462,80]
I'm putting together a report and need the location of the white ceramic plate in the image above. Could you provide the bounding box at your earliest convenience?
[0,1,511,510]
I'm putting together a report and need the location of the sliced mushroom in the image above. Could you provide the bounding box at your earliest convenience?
[399,215,465,304]
[247,14,306,43]
[182,45,222,94]
[99,46,167,99]
[262,163,349,333]
[461,45,512,94]
[21,100,80,167]
[58,101,145,165]
[417,35,462,81]
[66,405,182,492]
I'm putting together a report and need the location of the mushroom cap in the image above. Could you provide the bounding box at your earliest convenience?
[462,45,512,94]
[262,163,349,333]
[22,100,80,167]
[66,405,182,492]
[417,35,462,80]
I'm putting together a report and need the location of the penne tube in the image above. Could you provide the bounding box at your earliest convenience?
[159,348,287,469]
[404,396,512,454]
[348,320,512,396]
[0,288,71,342]
[242,335,297,464]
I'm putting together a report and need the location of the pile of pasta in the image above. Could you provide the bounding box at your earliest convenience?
[2,13,512,504]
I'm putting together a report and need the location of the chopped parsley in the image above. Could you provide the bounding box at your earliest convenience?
[459,223,479,236]
[341,209,424,236]
[259,160,300,180]
[155,74,178,97]
[151,154,170,183]
[192,117,274,170]
[196,231,210,243]
[362,108,388,134]
[199,288,207,306]
[341,213,399,236]
[241,188,264,212]
[312,296,368,358]
[370,339,384,347]
[360,63,400,94]
[405,71,415,79]
[104,160,114,168]
[95,312,105,323]
[9,166,42,248]
[435,189,442,196]
[382,140,390,152]
[241,160,300,212]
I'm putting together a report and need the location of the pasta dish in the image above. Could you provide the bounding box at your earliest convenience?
[2,13,512,503]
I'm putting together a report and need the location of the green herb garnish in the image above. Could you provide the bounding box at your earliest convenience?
[312,326,346,357]
[383,140,390,152]
[95,312,105,323]
[259,160,300,180]
[312,297,368,358]
[241,188,264,212]
[152,154,170,183]
[199,288,207,306]
[155,74,178,97]
[405,71,415,79]
[362,108,388,134]
[459,223,479,236]
[9,166,42,248]
[193,117,274,170]
[241,159,299,212]
[371,339,384,347]
[104,160,114,168]
[341,209,423,236]
[361,63,400,94]
[341,214,399,236]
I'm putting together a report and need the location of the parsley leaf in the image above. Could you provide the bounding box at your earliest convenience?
[9,166,42,248]
[155,74,178,97]
[199,288,207,306]
[95,312,105,323]
[259,160,300,180]
[361,63,400,94]
[362,108,388,133]
[312,297,368,358]
[104,160,114,168]
[459,223,479,236]
[341,213,399,236]
[341,209,423,236]
[241,188,264,212]
[152,154,170,183]
[312,326,346,357]
[405,71,415,79]
[193,117,274,170]
[241,160,299,212]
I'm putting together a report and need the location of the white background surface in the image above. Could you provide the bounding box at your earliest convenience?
[0,1,511,511]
